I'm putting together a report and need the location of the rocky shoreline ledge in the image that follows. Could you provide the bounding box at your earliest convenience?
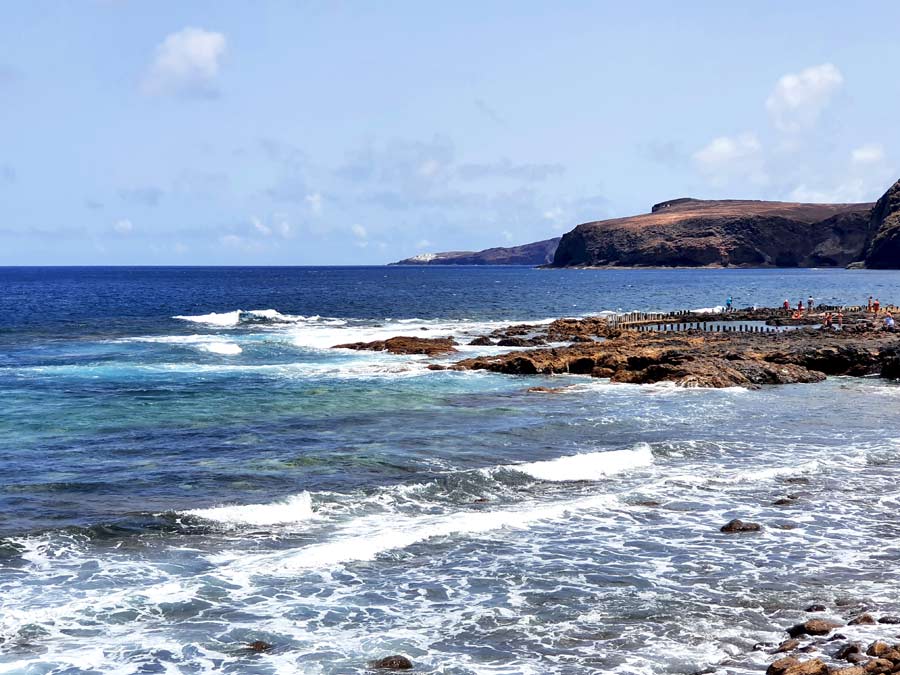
[333,307,900,388]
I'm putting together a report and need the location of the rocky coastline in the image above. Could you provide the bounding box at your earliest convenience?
[332,307,900,389]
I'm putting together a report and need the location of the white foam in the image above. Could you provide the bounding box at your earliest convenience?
[197,341,242,355]
[211,492,621,576]
[185,492,314,526]
[173,310,242,326]
[511,444,654,481]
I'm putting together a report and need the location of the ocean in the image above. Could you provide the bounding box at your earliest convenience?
[2,266,900,675]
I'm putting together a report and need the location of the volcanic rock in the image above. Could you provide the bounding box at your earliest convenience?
[551,198,872,268]
[877,616,900,624]
[247,640,272,652]
[766,656,828,675]
[334,336,457,356]
[392,237,560,266]
[863,179,900,268]
[787,619,842,638]
[806,604,828,612]
[468,336,494,346]
[865,641,894,657]
[849,614,877,625]
[720,519,762,533]
[369,655,414,670]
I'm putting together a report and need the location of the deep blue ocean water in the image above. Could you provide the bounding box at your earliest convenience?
[2,266,900,675]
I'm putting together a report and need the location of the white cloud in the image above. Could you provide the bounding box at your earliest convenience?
[351,224,367,239]
[142,28,226,97]
[415,239,432,250]
[276,218,292,238]
[789,179,868,203]
[220,234,242,247]
[113,218,134,234]
[305,192,323,215]
[765,63,843,132]
[252,217,271,236]
[693,133,768,186]
[851,143,885,165]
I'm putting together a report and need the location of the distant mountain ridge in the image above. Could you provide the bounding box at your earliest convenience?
[389,179,900,268]
[391,237,560,266]
[551,197,874,268]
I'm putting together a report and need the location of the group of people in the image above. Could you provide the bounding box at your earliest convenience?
[776,294,895,330]
[866,296,895,329]
[782,296,816,318]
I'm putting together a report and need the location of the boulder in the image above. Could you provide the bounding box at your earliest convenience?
[720,518,762,533]
[866,641,891,657]
[849,614,877,625]
[787,619,842,638]
[766,656,828,675]
[805,604,827,613]
[334,336,457,356]
[468,336,494,346]
[369,655,414,670]
[773,639,801,653]
[247,641,272,652]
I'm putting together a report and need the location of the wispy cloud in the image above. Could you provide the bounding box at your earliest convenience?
[765,63,843,133]
[457,159,564,182]
[693,132,768,186]
[142,28,227,98]
[0,164,15,184]
[118,186,163,207]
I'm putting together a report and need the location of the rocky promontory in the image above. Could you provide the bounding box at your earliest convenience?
[551,198,874,268]
[550,179,900,268]
[391,237,560,266]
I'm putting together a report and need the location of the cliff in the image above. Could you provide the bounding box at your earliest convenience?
[391,237,560,266]
[863,179,900,268]
[551,198,874,268]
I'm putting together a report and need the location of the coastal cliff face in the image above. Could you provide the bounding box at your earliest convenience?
[551,199,873,268]
[391,237,559,266]
[863,179,900,268]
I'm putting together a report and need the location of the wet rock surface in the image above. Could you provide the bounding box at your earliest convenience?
[720,518,762,533]
[369,654,414,670]
[452,320,900,388]
[334,336,458,356]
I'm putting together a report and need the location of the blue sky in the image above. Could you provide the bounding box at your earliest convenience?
[1,1,898,264]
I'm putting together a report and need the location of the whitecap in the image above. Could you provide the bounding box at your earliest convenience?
[184,492,314,526]
[510,443,654,482]
[173,310,242,326]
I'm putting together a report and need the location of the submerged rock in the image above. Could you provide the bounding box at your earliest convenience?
[787,619,842,638]
[766,656,828,675]
[246,640,272,652]
[369,655,413,670]
[720,519,762,533]
[334,336,457,356]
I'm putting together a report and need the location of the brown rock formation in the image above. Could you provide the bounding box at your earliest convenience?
[452,325,900,388]
[863,179,900,268]
[334,336,457,356]
[552,198,872,268]
[391,237,560,266]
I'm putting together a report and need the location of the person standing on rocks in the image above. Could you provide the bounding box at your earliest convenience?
[726,296,733,312]
[868,295,874,312]
[807,296,814,313]
[797,299,804,313]
[783,299,790,312]
[874,298,881,315]
[836,310,844,329]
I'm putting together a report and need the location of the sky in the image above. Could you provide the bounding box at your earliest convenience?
[1,1,898,265]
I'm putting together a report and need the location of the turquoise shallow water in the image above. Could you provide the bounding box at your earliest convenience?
[2,266,900,674]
